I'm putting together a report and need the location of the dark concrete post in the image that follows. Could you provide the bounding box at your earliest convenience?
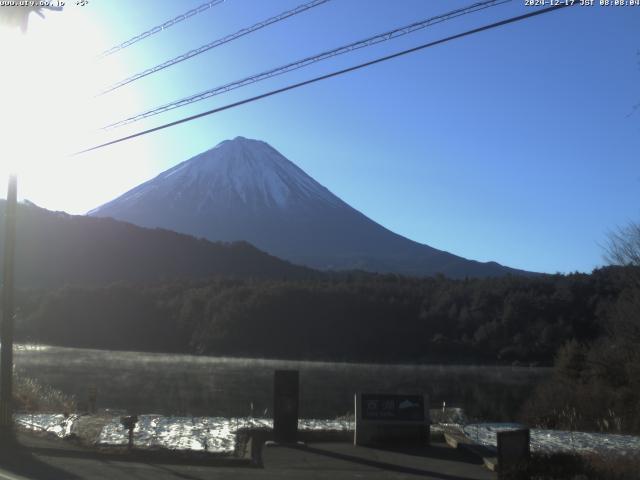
[497,428,530,480]
[273,370,299,443]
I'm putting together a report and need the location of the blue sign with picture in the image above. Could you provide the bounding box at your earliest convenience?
[361,394,424,421]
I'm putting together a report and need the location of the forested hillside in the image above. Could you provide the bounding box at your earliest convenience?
[0,201,315,287]
[16,267,631,364]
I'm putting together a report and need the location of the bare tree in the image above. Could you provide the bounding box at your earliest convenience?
[604,221,640,267]
[603,222,640,348]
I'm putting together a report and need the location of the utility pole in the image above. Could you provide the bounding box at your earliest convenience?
[0,176,17,432]
[0,4,62,438]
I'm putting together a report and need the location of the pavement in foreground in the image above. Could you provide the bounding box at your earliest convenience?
[0,431,495,480]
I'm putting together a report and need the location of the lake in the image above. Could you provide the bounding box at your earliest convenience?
[14,345,549,421]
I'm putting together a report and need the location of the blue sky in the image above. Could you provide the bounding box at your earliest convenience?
[5,0,639,274]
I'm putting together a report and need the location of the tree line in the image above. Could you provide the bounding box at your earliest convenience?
[522,222,640,434]
[13,266,632,365]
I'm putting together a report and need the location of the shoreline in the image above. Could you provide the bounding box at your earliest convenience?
[14,343,554,369]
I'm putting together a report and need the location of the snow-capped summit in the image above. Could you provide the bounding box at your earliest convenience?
[91,136,340,215]
[90,137,529,278]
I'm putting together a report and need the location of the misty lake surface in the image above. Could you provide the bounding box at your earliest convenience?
[14,345,549,421]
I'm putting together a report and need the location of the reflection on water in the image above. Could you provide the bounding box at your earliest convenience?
[16,413,351,453]
[99,416,351,452]
[14,345,548,421]
[16,413,77,437]
[19,413,640,455]
[463,423,640,455]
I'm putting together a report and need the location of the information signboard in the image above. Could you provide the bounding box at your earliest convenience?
[361,394,425,422]
[354,392,430,446]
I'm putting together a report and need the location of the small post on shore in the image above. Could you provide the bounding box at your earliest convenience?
[120,415,138,450]
[88,385,98,414]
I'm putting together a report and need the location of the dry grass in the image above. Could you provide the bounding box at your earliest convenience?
[13,374,76,413]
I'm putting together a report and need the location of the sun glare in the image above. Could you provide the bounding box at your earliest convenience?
[0,6,149,213]
[3,16,81,167]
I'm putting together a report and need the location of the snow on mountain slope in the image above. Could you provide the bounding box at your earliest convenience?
[89,137,531,278]
[91,137,341,215]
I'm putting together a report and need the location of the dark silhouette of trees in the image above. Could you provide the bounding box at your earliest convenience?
[524,221,640,434]
[0,201,315,288]
[15,267,629,366]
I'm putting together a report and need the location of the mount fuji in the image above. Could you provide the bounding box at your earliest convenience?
[89,137,529,278]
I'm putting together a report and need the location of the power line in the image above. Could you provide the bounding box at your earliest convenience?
[100,0,332,95]
[102,0,510,130]
[75,3,575,157]
[98,0,226,59]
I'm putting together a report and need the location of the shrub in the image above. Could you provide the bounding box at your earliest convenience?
[13,374,76,413]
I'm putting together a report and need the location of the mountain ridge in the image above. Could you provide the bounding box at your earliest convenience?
[89,136,534,278]
[0,200,315,287]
